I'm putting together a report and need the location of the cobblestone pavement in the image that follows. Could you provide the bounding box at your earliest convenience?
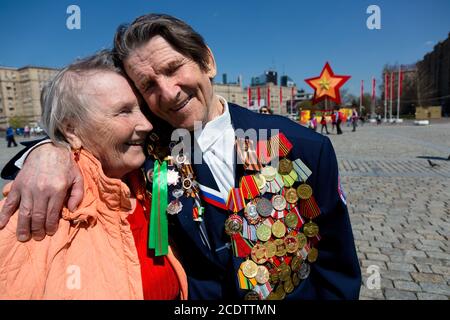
[0,121,449,300]
[328,120,450,300]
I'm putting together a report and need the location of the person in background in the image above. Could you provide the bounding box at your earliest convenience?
[259,106,272,114]
[320,115,329,135]
[6,126,18,148]
[351,108,358,132]
[0,50,187,300]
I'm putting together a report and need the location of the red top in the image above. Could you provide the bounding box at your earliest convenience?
[127,200,180,300]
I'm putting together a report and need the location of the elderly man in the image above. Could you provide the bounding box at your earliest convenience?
[0,14,361,300]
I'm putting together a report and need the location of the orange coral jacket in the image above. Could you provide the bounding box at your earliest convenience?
[0,150,188,300]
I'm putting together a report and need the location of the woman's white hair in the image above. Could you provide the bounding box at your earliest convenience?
[41,50,126,148]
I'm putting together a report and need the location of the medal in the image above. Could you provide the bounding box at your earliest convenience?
[256,224,272,242]
[296,232,307,249]
[271,220,287,238]
[255,266,270,284]
[290,256,302,272]
[241,260,258,278]
[274,238,287,257]
[284,234,299,253]
[285,211,299,229]
[261,166,277,181]
[271,195,287,211]
[278,262,291,281]
[283,280,294,294]
[278,158,293,175]
[251,243,268,264]
[244,202,260,224]
[293,158,312,182]
[166,200,182,215]
[167,169,180,186]
[303,221,319,237]
[307,247,319,263]
[298,262,311,279]
[182,177,193,190]
[224,214,243,235]
[264,240,276,258]
[297,183,313,200]
[256,197,274,217]
[292,272,300,287]
[254,174,267,190]
[285,188,299,204]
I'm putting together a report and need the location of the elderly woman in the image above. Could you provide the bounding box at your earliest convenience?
[0,51,187,300]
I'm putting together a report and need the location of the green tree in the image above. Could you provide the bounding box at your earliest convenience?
[8,116,26,128]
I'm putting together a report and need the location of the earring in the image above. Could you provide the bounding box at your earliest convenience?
[73,147,81,162]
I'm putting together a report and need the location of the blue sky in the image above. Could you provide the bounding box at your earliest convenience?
[1,0,450,95]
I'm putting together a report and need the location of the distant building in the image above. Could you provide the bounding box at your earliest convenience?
[416,33,450,116]
[251,70,278,86]
[0,65,58,128]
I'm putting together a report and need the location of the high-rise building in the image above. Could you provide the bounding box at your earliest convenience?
[0,65,58,128]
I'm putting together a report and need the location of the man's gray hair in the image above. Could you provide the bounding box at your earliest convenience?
[114,13,211,72]
[41,50,125,148]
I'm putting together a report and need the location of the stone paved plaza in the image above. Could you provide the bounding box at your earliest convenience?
[328,120,450,300]
[0,120,449,300]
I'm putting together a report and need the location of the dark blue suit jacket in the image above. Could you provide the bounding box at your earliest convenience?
[148,103,361,300]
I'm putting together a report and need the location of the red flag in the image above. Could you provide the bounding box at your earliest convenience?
[247,87,251,107]
[267,86,270,107]
[399,68,403,97]
[372,77,376,101]
[257,87,261,107]
[385,73,389,101]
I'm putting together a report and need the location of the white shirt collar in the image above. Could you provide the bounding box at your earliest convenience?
[195,95,232,152]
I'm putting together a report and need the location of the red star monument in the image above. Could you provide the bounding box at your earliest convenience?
[305,62,351,105]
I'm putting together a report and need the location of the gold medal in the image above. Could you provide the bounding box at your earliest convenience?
[308,247,319,263]
[274,238,287,256]
[303,221,319,237]
[275,284,286,300]
[278,158,293,175]
[283,280,294,294]
[264,240,276,258]
[296,232,307,249]
[251,243,268,264]
[285,188,299,204]
[253,174,267,190]
[284,211,299,229]
[296,183,313,200]
[290,256,302,272]
[284,234,299,253]
[278,263,291,281]
[241,260,258,278]
[256,224,272,242]
[255,265,270,284]
[271,220,287,238]
[269,269,280,284]
[292,272,301,287]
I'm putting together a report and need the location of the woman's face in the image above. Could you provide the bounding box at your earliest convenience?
[80,72,153,179]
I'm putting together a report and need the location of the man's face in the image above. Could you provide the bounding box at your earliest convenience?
[124,36,217,130]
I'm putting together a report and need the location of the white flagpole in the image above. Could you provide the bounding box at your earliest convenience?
[397,66,401,121]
